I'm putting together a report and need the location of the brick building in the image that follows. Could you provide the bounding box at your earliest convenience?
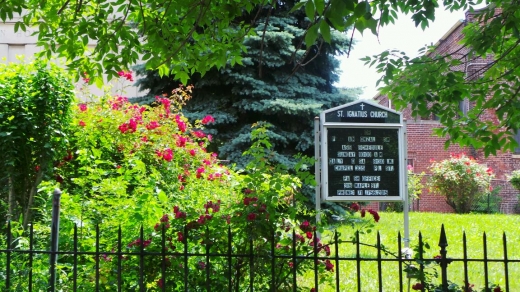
[375,6,520,213]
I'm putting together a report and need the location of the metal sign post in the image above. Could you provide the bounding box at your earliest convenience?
[314,117,322,226]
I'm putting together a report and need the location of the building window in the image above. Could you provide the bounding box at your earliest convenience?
[459,99,468,117]
[407,158,415,171]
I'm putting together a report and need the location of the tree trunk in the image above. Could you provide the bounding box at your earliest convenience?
[22,168,44,229]
[7,175,16,222]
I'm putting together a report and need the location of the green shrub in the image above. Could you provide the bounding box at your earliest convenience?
[2,79,381,290]
[0,58,75,227]
[508,169,520,190]
[381,166,425,212]
[428,153,494,213]
[470,186,502,214]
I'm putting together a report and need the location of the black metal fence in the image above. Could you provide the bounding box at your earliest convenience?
[2,222,519,291]
[1,189,518,291]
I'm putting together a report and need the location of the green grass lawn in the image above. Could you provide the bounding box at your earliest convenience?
[301,212,520,291]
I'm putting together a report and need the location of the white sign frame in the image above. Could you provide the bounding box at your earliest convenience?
[319,100,406,202]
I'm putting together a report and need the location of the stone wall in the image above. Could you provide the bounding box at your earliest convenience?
[0,20,145,100]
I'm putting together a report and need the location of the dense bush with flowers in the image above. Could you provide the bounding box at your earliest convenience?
[54,91,232,234]
[11,79,377,290]
[428,153,494,213]
[92,195,382,290]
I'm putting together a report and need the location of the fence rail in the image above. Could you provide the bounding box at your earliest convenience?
[2,221,519,291]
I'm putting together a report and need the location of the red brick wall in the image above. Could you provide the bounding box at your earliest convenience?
[405,120,469,213]
[404,120,520,213]
[372,6,520,213]
[367,118,520,213]
[365,106,520,213]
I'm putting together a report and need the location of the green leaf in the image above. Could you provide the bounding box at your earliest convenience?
[175,70,190,85]
[93,75,104,88]
[344,0,355,11]
[305,23,319,46]
[289,1,306,13]
[157,190,168,203]
[141,52,151,61]
[82,36,89,46]
[354,1,368,18]
[18,22,26,32]
[366,17,377,35]
[320,20,331,43]
[157,64,169,77]
[314,0,325,14]
[305,0,315,20]
[355,18,367,33]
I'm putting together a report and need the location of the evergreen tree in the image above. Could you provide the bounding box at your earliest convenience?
[134,2,361,168]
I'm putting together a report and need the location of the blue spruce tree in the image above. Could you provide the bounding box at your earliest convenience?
[134,3,361,168]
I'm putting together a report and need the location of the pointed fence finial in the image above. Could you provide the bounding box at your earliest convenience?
[438,224,448,248]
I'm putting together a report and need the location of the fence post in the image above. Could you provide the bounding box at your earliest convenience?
[48,188,62,292]
[6,221,12,290]
[438,224,451,291]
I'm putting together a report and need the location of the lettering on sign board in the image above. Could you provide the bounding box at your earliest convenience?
[326,128,399,197]
[325,102,400,124]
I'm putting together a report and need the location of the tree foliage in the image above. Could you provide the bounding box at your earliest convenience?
[364,1,520,156]
[0,59,75,227]
[134,3,360,168]
[0,0,467,84]
[4,0,515,154]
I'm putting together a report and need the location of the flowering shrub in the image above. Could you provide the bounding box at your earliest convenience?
[46,106,382,290]
[507,169,520,190]
[22,81,378,290]
[89,180,381,291]
[428,153,494,213]
[52,87,233,244]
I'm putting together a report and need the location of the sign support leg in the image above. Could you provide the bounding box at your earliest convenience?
[404,192,410,249]
[314,117,321,227]
[403,125,410,249]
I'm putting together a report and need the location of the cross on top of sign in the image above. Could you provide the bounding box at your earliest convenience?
[360,103,365,110]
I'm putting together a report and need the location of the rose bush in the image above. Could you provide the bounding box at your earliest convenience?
[428,153,494,213]
[26,80,379,290]
[55,91,231,235]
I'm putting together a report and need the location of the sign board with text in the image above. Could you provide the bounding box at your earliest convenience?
[319,100,406,201]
